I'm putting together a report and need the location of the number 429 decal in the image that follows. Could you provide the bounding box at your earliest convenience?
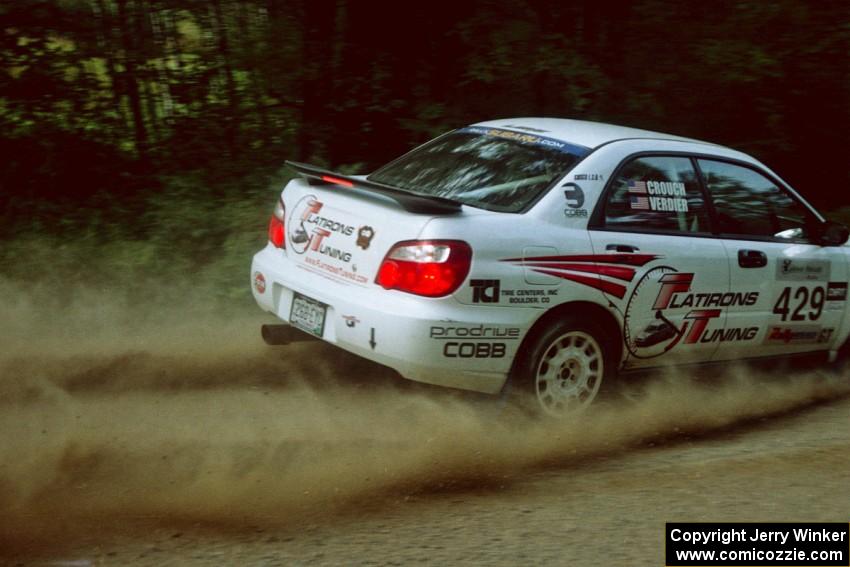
[772,286,825,322]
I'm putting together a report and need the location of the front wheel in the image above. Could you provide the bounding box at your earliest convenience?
[509,316,618,417]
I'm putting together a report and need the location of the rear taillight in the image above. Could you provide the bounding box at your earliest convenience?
[376,240,472,297]
[268,198,285,248]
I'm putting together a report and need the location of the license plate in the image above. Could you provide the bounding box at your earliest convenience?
[289,292,328,337]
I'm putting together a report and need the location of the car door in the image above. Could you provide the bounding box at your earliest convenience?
[589,155,731,369]
[697,158,849,361]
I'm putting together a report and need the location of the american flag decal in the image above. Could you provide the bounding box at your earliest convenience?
[627,180,647,194]
[630,195,650,210]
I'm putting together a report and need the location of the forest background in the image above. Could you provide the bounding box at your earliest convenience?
[2,1,848,305]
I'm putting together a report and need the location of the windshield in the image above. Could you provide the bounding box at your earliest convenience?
[368,127,590,212]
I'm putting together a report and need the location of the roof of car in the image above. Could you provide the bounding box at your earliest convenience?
[472,117,718,150]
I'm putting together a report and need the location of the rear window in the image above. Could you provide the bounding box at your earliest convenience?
[368,127,590,213]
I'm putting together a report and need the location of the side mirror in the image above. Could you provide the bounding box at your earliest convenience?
[815,220,850,246]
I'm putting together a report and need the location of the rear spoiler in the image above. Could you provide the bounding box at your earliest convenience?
[285,160,462,215]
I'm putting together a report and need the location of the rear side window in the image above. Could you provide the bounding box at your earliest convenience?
[698,159,813,241]
[601,156,710,234]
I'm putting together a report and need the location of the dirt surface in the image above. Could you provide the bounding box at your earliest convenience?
[1,283,849,566]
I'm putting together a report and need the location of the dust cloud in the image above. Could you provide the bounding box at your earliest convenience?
[1,276,848,553]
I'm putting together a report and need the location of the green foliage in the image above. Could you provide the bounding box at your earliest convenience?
[0,168,292,309]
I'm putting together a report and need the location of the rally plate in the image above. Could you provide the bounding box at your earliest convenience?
[289,292,327,338]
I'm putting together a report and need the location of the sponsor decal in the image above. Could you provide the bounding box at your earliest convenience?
[288,194,356,261]
[827,282,848,310]
[469,280,559,305]
[443,342,506,358]
[470,279,501,303]
[563,183,585,209]
[764,326,834,345]
[667,291,759,309]
[304,256,368,284]
[504,252,762,359]
[458,126,591,156]
[573,173,603,181]
[342,315,360,328]
[776,259,830,281]
[563,183,587,218]
[827,282,848,301]
[501,288,557,304]
[253,272,266,294]
[430,324,514,357]
[356,226,375,250]
[478,128,566,149]
[429,325,521,340]
[624,267,759,359]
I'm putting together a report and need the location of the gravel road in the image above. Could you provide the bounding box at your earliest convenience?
[2,306,848,566]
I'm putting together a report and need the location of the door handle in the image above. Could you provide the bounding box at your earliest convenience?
[738,249,767,268]
[606,243,639,253]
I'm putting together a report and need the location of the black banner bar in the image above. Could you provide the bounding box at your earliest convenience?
[666,522,849,566]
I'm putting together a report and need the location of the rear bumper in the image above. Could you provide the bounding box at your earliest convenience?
[251,244,538,394]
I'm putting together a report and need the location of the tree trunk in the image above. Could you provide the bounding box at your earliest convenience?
[212,0,240,158]
[115,0,148,158]
[297,0,336,163]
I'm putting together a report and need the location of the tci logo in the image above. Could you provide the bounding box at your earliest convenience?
[470,279,500,303]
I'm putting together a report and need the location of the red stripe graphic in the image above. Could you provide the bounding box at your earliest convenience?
[502,252,660,299]
[501,253,659,267]
[658,273,693,283]
[531,269,627,299]
[522,262,636,282]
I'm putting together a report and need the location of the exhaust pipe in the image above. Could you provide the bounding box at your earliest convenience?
[261,324,317,345]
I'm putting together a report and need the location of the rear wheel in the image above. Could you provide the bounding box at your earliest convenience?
[509,316,618,417]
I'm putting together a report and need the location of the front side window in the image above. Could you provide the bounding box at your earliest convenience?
[601,156,710,234]
[698,159,813,241]
[368,127,589,212]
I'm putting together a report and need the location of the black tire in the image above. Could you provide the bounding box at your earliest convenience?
[506,314,619,417]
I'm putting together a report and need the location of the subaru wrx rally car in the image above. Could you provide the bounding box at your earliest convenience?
[251,118,850,416]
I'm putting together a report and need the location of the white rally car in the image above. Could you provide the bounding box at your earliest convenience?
[251,118,850,416]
